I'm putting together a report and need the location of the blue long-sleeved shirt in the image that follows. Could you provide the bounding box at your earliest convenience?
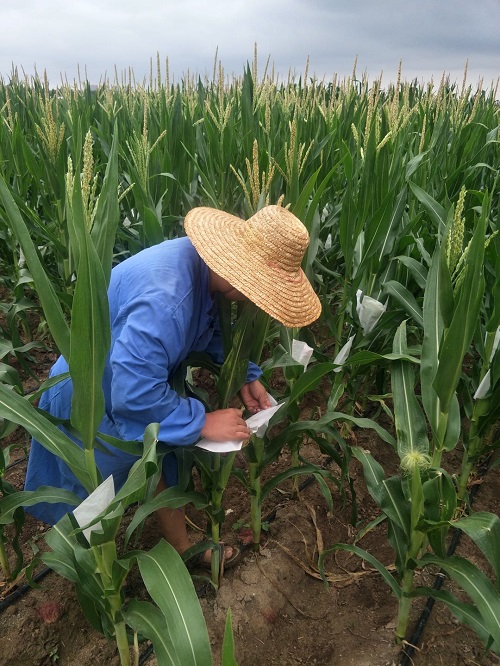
[103,236,261,442]
[24,237,261,523]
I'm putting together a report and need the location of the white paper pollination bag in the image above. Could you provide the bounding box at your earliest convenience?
[196,393,284,453]
[73,475,115,540]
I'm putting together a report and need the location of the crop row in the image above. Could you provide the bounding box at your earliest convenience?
[0,58,499,664]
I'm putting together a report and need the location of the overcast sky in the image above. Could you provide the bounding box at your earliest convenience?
[2,0,499,90]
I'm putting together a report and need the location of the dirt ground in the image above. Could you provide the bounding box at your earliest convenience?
[1,349,500,665]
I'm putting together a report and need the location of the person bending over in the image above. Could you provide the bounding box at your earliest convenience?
[25,205,321,567]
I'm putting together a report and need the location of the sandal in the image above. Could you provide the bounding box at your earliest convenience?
[185,543,241,574]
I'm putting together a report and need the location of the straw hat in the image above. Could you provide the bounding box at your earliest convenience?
[184,205,322,327]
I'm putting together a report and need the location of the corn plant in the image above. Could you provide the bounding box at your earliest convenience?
[233,401,339,552]
[190,299,270,584]
[455,192,500,500]
[0,423,25,580]
[113,299,270,588]
[0,129,229,664]
[41,428,217,666]
[319,320,456,643]
[319,191,497,644]
[0,57,498,660]
[415,511,500,653]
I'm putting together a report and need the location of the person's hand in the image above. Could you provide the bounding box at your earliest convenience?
[201,408,250,442]
[239,380,271,414]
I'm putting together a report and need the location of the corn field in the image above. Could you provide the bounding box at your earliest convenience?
[0,53,499,665]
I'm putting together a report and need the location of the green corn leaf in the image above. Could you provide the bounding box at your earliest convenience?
[420,246,458,450]
[125,488,209,545]
[41,549,80,585]
[74,586,110,636]
[68,171,110,469]
[124,600,180,665]
[381,476,411,536]
[0,362,22,389]
[273,412,396,449]
[84,504,124,547]
[143,205,164,246]
[409,182,447,235]
[354,514,387,542]
[0,487,81,524]
[420,554,500,649]
[259,344,304,372]
[73,543,113,603]
[217,302,257,408]
[486,249,500,333]
[312,471,335,514]
[302,159,341,243]
[358,187,406,272]
[217,295,233,359]
[422,469,456,557]
[0,384,95,491]
[413,586,497,654]
[387,520,409,574]
[110,423,161,509]
[0,175,70,359]
[383,280,423,328]
[135,540,213,666]
[438,237,455,329]
[339,182,359,274]
[221,608,238,666]
[442,394,461,451]
[248,308,270,365]
[343,350,420,367]
[260,465,332,503]
[292,166,321,221]
[351,446,386,505]
[288,362,336,403]
[391,321,429,459]
[240,64,254,136]
[405,153,428,180]
[90,128,119,283]
[319,543,401,598]
[433,202,488,415]
[394,255,428,289]
[454,512,500,587]
[0,339,43,362]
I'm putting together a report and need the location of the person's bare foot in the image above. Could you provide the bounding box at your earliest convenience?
[200,544,235,565]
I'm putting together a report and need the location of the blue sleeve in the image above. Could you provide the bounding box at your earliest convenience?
[110,297,206,446]
[203,318,263,383]
[246,361,263,382]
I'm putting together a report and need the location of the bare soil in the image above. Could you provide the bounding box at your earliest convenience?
[1,348,500,666]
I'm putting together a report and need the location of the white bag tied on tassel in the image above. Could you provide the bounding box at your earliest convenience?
[73,475,116,540]
[356,289,387,335]
[333,335,355,372]
[291,339,314,370]
[473,326,500,400]
[196,393,284,452]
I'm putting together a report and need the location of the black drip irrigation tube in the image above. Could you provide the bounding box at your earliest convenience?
[0,565,52,612]
[399,453,494,666]
[5,456,27,470]
[3,450,495,665]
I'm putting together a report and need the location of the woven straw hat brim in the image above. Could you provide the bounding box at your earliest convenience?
[184,208,322,328]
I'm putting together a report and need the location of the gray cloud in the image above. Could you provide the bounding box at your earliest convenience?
[1,0,498,88]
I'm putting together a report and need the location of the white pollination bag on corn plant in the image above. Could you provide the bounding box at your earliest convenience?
[333,335,355,372]
[196,393,284,452]
[73,475,115,540]
[356,289,387,335]
[291,339,314,369]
